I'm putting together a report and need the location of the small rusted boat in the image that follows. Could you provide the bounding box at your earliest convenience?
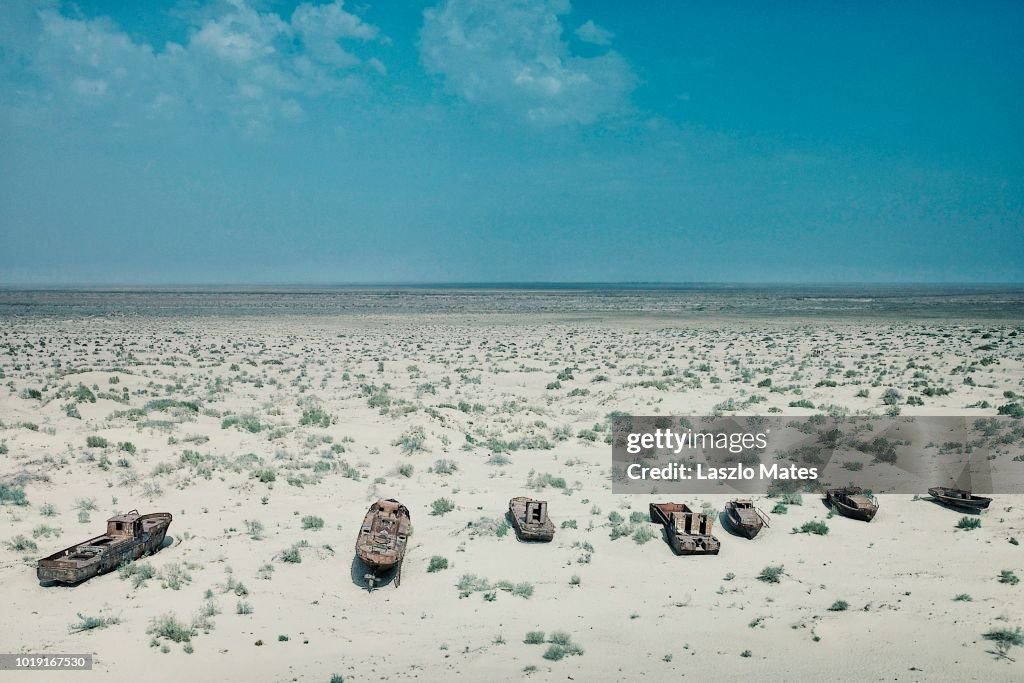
[928,487,992,511]
[355,499,410,588]
[649,502,720,555]
[724,499,769,539]
[37,510,172,584]
[508,496,555,542]
[825,486,878,522]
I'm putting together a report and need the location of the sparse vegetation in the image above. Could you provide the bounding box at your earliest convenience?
[149,613,195,643]
[956,516,981,531]
[541,631,584,660]
[221,414,263,433]
[119,561,156,588]
[6,535,37,552]
[431,498,455,516]
[279,541,309,564]
[5,290,1023,674]
[301,515,325,530]
[0,483,28,506]
[299,407,332,428]
[70,613,120,632]
[393,426,428,454]
[632,525,656,544]
[798,520,829,536]
[984,626,1024,660]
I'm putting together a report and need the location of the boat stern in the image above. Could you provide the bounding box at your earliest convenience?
[36,562,87,584]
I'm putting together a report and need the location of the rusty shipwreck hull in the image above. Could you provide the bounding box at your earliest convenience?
[928,487,991,511]
[650,502,720,555]
[826,487,878,522]
[508,496,555,542]
[725,499,768,539]
[355,499,410,587]
[37,510,172,584]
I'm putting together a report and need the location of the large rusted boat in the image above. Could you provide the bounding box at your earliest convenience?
[508,496,555,542]
[355,499,410,588]
[649,502,720,555]
[37,510,172,584]
[724,499,769,539]
[825,486,878,522]
[928,487,992,511]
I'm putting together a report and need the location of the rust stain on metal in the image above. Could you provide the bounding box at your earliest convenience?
[725,498,769,539]
[928,486,991,511]
[356,498,410,588]
[825,486,878,522]
[36,510,172,584]
[508,496,554,542]
[649,502,720,555]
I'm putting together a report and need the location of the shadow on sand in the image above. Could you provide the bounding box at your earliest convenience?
[350,555,399,591]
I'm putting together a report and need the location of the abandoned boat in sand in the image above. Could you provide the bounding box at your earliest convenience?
[37,510,172,584]
[355,499,410,588]
[724,499,769,539]
[649,502,720,555]
[508,496,555,542]
[825,486,878,522]
[928,487,992,511]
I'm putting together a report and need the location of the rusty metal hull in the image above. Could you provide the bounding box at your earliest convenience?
[508,496,554,542]
[650,502,720,555]
[355,499,410,584]
[826,487,878,522]
[725,500,765,539]
[37,512,171,584]
[928,487,991,510]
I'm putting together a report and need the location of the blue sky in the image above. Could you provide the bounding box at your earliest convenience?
[0,0,1021,284]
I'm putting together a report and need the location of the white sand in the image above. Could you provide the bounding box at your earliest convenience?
[1,316,1022,682]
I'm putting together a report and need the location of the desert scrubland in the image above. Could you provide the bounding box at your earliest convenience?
[1,294,1023,682]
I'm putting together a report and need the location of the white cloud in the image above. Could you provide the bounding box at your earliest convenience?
[574,19,613,46]
[15,0,383,130]
[420,0,634,125]
[293,0,379,68]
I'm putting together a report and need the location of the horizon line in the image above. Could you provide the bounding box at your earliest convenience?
[1,281,1023,290]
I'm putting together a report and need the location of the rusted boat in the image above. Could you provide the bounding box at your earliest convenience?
[825,486,878,522]
[928,487,992,511]
[724,499,769,539]
[37,510,172,584]
[355,499,410,588]
[649,502,720,555]
[508,496,555,542]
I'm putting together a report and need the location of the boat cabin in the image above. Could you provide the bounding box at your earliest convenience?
[107,513,142,538]
[525,500,548,525]
[672,510,713,536]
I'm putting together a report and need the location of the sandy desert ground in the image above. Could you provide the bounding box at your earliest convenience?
[2,307,1023,682]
